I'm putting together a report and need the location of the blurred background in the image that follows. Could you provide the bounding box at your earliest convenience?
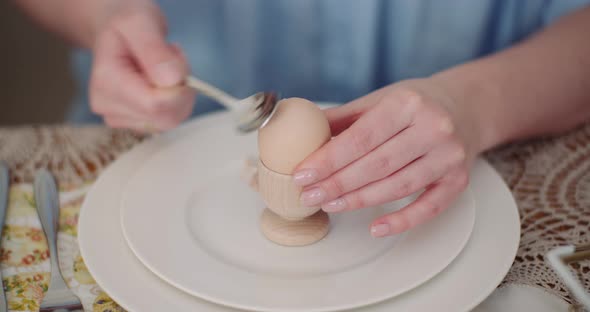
[0,1,74,126]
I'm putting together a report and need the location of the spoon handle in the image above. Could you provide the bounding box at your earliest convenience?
[185,76,239,110]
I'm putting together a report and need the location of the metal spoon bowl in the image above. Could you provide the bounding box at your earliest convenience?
[185,76,279,133]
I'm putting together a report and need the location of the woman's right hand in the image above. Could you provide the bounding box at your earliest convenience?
[89,1,196,132]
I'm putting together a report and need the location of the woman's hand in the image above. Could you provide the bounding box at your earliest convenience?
[89,1,195,132]
[293,79,481,237]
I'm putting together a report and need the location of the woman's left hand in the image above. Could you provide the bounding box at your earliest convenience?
[293,78,481,237]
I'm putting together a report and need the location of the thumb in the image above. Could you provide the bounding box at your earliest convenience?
[118,11,188,87]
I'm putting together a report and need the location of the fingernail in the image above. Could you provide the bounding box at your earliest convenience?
[293,169,319,186]
[300,188,326,207]
[153,60,184,87]
[371,224,390,238]
[322,198,347,212]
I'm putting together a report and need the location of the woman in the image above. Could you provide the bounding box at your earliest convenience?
[16,0,590,237]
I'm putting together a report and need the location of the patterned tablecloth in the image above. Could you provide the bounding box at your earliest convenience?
[0,124,588,312]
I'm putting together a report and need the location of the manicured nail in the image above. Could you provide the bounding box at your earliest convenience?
[322,198,347,212]
[153,60,183,87]
[300,187,326,207]
[293,169,319,186]
[371,224,390,238]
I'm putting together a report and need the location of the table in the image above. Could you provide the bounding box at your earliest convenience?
[0,124,588,312]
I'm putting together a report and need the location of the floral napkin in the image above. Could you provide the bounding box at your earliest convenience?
[1,183,125,312]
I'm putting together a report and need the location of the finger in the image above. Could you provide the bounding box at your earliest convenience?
[91,31,154,117]
[100,88,194,132]
[324,86,392,135]
[149,86,195,129]
[93,75,195,129]
[294,91,420,187]
[115,10,188,87]
[170,42,188,62]
[306,106,461,204]
[369,170,469,237]
[300,126,432,206]
[318,144,461,212]
[104,99,190,133]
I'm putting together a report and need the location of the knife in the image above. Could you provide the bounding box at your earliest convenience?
[34,170,82,312]
[0,162,10,312]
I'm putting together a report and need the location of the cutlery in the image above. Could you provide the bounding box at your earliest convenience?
[185,75,278,133]
[0,162,9,312]
[547,243,590,310]
[34,170,83,312]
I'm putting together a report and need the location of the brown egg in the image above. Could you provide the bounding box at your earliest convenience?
[258,98,331,174]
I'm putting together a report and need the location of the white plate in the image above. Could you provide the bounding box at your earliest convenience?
[119,115,476,312]
[78,111,520,312]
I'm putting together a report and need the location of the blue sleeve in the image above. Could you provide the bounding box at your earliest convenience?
[543,0,590,25]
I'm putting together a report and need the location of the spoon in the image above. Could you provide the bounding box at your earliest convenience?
[185,76,279,133]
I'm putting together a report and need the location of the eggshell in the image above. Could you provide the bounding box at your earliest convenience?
[258,98,331,174]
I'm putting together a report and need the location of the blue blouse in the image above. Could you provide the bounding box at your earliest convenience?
[68,0,590,122]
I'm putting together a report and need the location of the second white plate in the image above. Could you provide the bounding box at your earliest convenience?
[120,118,475,312]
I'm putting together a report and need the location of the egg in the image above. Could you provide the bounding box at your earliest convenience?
[258,98,331,174]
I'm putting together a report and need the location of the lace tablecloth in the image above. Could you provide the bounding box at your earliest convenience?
[0,125,588,311]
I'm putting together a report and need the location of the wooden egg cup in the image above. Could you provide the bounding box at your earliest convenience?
[257,160,329,246]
